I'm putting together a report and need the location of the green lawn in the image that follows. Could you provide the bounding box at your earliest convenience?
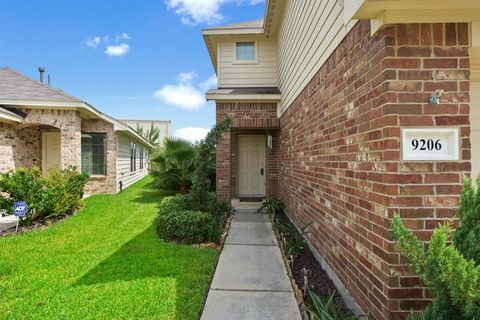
[0,176,219,320]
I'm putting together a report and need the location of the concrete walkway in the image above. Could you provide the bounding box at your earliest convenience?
[201,210,302,320]
[0,214,18,232]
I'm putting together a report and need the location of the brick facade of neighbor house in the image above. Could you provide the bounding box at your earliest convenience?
[21,109,83,169]
[81,119,118,194]
[0,123,42,171]
[216,102,280,201]
[278,21,470,319]
[0,109,119,194]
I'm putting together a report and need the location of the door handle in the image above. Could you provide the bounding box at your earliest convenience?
[260,168,264,175]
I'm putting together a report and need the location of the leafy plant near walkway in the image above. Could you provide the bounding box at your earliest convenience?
[392,177,480,319]
[306,290,360,320]
[259,198,285,220]
[190,117,231,211]
[0,166,88,224]
[157,193,229,244]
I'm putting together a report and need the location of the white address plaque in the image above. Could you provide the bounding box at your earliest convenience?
[402,128,459,161]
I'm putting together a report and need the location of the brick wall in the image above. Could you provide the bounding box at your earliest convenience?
[81,119,117,194]
[216,102,280,201]
[279,21,470,319]
[0,123,41,171]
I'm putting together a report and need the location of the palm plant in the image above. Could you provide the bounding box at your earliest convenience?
[151,137,196,193]
[137,123,161,146]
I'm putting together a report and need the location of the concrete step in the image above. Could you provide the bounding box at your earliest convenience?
[231,199,263,211]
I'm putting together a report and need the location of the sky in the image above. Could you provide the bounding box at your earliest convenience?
[0,0,266,142]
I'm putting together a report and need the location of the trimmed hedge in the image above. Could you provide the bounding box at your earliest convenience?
[157,194,229,244]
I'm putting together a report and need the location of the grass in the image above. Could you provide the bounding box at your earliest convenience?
[0,176,219,320]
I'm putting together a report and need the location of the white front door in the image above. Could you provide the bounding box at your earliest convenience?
[238,135,266,197]
[42,132,61,172]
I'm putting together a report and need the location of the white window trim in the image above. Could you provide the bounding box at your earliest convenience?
[233,40,259,65]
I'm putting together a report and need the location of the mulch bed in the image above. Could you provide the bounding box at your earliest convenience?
[275,210,353,317]
[0,209,79,237]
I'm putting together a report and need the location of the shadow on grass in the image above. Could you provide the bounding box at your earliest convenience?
[74,223,215,319]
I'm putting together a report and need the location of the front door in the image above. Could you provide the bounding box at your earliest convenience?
[238,135,266,197]
[42,131,61,172]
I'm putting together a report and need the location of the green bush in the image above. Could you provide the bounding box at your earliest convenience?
[157,194,230,244]
[392,179,480,320]
[306,290,359,320]
[157,200,213,244]
[0,167,89,224]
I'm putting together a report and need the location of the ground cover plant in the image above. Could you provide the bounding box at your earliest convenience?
[392,176,480,319]
[261,198,356,319]
[0,166,88,225]
[0,176,218,319]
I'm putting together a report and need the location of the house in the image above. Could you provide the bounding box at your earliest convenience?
[203,1,480,319]
[119,119,171,145]
[0,67,152,194]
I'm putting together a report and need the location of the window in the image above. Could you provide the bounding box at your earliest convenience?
[130,142,136,172]
[81,133,106,175]
[139,146,144,170]
[235,42,256,62]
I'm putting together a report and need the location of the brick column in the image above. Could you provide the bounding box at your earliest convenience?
[216,129,231,202]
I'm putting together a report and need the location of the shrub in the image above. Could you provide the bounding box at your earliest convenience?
[392,215,480,319]
[157,194,230,244]
[0,167,88,224]
[454,177,480,263]
[157,198,213,244]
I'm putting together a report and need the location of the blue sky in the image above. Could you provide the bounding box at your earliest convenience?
[0,0,266,141]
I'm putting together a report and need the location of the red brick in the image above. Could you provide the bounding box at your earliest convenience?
[424,58,458,69]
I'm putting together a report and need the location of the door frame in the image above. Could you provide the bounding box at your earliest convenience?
[41,131,61,172]
[236,134,267,197]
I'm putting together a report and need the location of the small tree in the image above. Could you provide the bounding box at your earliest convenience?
[392,177,480,319]
[190,118,231,211]
[137,123,161,146]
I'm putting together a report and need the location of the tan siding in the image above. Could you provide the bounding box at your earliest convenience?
[277,0,357,114]
[116,133,148,191]
[218,37,278,88]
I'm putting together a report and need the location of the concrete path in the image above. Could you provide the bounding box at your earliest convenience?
[201,210,302,320]
[0,214,18,232]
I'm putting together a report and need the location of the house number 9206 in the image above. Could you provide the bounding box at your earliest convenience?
[411,139,442,151]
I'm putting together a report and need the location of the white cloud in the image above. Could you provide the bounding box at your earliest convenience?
[174,127,210,143]
[165,0,265,26]
[154,72,215,110]
[86,36,101,48]
[199,74,217,91]
[178,71,197,83]
[154,83,204,110]
[85,33,131,55]
[105,43,130,57]
[116,33,130,41]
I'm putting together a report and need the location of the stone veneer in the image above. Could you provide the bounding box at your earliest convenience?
[81,119,117,194]
[0,108,118,194]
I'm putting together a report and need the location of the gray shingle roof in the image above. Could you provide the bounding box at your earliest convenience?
[0,67,82,102]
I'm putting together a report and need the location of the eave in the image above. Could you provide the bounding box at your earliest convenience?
[345,0,480,35]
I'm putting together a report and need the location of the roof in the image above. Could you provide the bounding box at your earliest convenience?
[206,87,282,101]
[202,19,264,34]
[0,67,153,148]
[0,68,82,102]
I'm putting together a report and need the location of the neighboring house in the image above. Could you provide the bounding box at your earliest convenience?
[0,67,152,194]
[119,119,171,145]
[204,1,480,319]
